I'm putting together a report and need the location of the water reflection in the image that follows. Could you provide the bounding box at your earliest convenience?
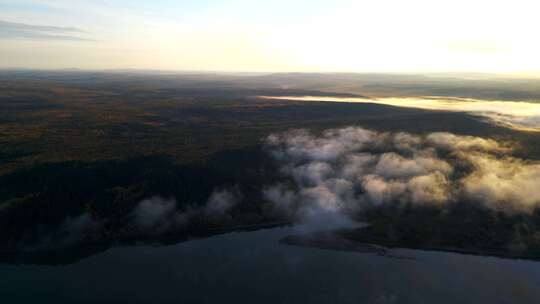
[2,226,540,303]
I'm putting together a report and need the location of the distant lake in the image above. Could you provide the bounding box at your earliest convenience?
[260,96,540,132]
[2,226,540,303]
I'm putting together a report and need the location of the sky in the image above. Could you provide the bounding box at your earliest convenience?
[1,0,540,74]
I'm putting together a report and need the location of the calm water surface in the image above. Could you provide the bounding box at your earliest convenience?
[2,226,540,303]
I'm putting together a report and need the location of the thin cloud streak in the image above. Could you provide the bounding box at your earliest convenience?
[0,20,92,41]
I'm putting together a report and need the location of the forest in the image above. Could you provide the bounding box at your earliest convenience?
[3,71,540,264]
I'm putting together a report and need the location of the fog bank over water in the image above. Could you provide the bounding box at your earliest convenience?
[261,96,540,132]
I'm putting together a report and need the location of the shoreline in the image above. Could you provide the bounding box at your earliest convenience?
[280,230,540,262]
[0,221,292,265]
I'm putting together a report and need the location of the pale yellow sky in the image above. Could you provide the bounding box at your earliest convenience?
[1,0,540,75]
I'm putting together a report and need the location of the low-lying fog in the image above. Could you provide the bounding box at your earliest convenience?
[48,127,540,247]
[261,96,540,132]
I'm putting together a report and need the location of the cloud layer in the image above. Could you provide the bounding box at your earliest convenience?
[264,127,540,223]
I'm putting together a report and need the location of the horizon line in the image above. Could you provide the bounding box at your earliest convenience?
[2,68,540,79]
